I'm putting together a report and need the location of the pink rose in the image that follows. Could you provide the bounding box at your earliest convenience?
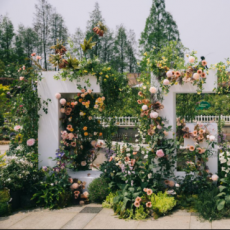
[142,105,148,111]
[188,56,195,63]
[102,96,105,101]
[60,108,65,113]
[149,87,157,94]
[27,138,35,146]
[87,89,92,94]
[60,98,66,105]
[156,149,165,158]
[150,112,158,119]
[36,56,42,60]
[31,53,36,57]
[211,174,218,181]
[83,191,89,198]
[81,161,87,166]
[157,125,162,129]
[163,79,170,85]
[71,183,79,190]
[19,77,24,81]
[55,93,61,99]
[193,73,200,80]
[68,133,74,140]
[14,125,21,131]
[166,71,173,78]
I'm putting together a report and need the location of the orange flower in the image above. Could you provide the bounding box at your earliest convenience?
[84,132,89,136]
[175,71,181,77]
[183,133,189,139]
[146,202,152,208]
[83,126,87,131]
[67,125,73,130]
[70,128,74,132]
[199,129,204,135]
[135,197,142,203]
[202,60,207,66]
[189,146,195,151]
[172,71,175,75]
[193,130,197,136]
[79,98,83,103]
[125,156,130,162]
[201,72,206,78]
[197,69,202,74]
[133,152,137,155]
[109,157,113,162]
[71,142,76,147]
[99,132,103,136]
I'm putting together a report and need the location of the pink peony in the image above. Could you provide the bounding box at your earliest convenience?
[36,56,42,60]
[211,174,219,181]
[81,161,87,166]
[156,149,165,158]
[71,183,79,190]
[60,108,65,113]
[55,93,61,99]
[14,125,21,131]
[60,98,66,105]
[166,71,173,78]
[83,191,89,198]
[68,133,74,140]
[31,53,36,57]
[150,112,158,119]
[149,87,157,94]
[81,89,86,93]
[61,131,68,140]
[19,76,24,81]
[142,105,148,111]
[163,79,170,85]
[188,56,195,63]
[157,125,162,129]
[193,73,200,80]
[27,138,35,146]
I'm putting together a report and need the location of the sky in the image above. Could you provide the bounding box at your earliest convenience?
[1,0,230,65]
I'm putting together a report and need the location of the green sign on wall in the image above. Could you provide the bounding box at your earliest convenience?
[196,101,211,110]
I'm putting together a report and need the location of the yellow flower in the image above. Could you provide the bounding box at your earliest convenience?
[144,52,147,56]
[175,82,178,85]
[70,128,74,132]
[84,70,88,73]
[100,72,103,75]
[84,132,89,136]
[83,126,87,131]
[107,67,111,71]
[106,75,109,78]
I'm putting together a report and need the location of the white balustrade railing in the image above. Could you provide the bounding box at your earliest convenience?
[95,115,230,127]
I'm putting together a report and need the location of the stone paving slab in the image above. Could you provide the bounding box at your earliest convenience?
[3,206,230,229]
[61,213,97,229]
[0,213,30,229]
[9,212,77,229]
[136,216,190,229]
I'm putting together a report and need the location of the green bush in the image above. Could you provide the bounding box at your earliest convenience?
[0,189,11,217]
[194,187,230,221]
[0,113,4,127]
[88,177,110,203]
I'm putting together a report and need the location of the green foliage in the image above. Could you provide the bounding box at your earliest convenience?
[193,187,230,221]
[32,167,71,209]
[102,192,117,208]
[0,202,10,217]
[139,0,180,54]
[88,178,110,203]
[0,112,4,127]
[151,192,176,216]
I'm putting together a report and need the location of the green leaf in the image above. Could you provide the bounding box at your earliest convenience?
[217,192,226,197]
[219,186,226,192]
[217,200,225,211]
[121,197,129,212]
[225,195,230,204]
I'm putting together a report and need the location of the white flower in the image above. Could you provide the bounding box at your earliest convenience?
[135,134,139,137]
[227,161,230,166]
[148,173,152,179]
[149,87,157,94]
[135,139,139,142]
[126,153,131,157]
[144,155,148,159]
[126,148,130,152]
[209,135,215,141]
[222,167,226,171]
[50,183,54,186]
[175,183,180,188]
[227,152,230,156]
[211,174,219,181]
[221,159,227,164]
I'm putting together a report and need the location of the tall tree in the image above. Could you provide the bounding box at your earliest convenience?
[0,16,15,64]
[71,28,85,59]
[126,30,138,73]
[34,0,53,70]
[139,0,180,53]
[112,25,128,73]
[50,11,68,46]
[85,2,104,58]
[17,25,39,65]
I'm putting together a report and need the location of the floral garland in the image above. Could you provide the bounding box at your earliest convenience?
[56,88,105,170]
[140,42,209,94]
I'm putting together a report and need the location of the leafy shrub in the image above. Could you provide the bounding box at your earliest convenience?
[0,112,4,127]
[0,189,11,217]
[102,192,117,208]
[151,192,177,216]
[88,177,110,203]
[194,187,230,221]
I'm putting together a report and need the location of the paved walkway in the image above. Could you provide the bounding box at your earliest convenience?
[1,204,230,229]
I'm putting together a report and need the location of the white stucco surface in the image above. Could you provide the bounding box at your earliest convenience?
[37,71,100,168]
